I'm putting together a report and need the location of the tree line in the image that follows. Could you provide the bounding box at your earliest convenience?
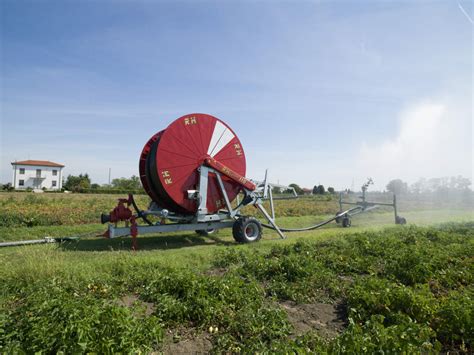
[386,176,472,195]
[63,174,143,193]
[2,173,471,196]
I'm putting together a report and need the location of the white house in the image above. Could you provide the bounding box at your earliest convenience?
[11,160,65,190]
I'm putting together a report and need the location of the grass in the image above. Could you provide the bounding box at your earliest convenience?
[0,192,473,352]
[1,222,473,352]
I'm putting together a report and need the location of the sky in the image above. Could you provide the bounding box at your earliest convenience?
[1,0,472,191]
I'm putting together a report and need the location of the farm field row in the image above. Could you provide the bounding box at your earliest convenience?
[0,192,339,228]
[1,192,472,352]
[1,219,472,353]
[1,209,472,242]
[2,190,469,229]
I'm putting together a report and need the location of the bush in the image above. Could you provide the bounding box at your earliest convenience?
[1,279,163,353]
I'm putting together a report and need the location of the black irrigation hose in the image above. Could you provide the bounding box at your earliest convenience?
[261,207,360,232]
[261,217,335,232]
[129,194,154,226]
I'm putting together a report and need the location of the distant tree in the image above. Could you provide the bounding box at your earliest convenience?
[386,179,408,195]
[317,185,325,194]
[272,186,282,195]
[327,187,335,194]
[288,183,303,195]
[111,175,142,190]
[410,178,427,194]
[64,174,91,192]
[312,185,319,195]
[411,176,472,193]
[2,183,13,191]
[90,183,101,190]
[450,175,471,190]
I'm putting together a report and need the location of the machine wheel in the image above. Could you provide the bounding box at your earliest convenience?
[195,229,216,236]
[232,217,262,243]
[342,216,351,228]
[396,216,407,225]
[335,211,343,224]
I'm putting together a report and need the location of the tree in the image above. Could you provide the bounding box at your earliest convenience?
[2,183,13,191]
[450,176,471,190]
[64,174,91,192]
[317,185,325,194]
[312,185,319,195]
[386,179,408,195]
[410,178,427,194]
[111,175,142,190]
[272,186,282,195]
[288,183,303,195]
[327,187,335,194]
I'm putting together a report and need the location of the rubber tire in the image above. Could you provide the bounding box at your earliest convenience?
[342,217,351,228]
[396,216,407,225]
[195,229,216,236]
[335,211,343,224]
[232,217,262,243]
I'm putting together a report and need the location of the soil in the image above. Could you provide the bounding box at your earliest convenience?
[118,295,213,353]
[161,328,213,355]
[117,294,155,317]
[280,300,347,339]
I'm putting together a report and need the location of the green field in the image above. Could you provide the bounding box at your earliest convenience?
[0,192,473,353]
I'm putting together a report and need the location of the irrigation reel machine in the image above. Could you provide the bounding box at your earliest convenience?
[100,113,406,247]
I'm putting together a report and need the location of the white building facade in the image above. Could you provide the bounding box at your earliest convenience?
[11,160,65,190]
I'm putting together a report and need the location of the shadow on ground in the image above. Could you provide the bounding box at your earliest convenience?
[58,233,234,252]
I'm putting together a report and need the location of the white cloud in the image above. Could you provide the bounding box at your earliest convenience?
[357,99,472,190]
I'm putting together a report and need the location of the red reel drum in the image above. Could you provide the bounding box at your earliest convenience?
[139,113,247,214]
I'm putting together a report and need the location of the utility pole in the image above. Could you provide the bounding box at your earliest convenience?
[108,168,111,186]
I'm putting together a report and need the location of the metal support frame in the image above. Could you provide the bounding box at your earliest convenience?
[197,166,209,218]
[107,221,234,239]
[338,179,404,224]
[104,164,291,239]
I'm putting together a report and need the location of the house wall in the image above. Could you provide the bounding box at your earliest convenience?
[12,165,64,190]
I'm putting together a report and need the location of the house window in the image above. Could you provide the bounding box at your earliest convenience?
[19,180,24,186]
[36,169,41,178]
[52,170,58,176]
[19,168,25,174]
[52,180,57,187]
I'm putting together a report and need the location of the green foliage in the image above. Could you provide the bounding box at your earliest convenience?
[347,278,437,325]
[386,178,408,195]
[0,192,338,228]
[433,289,473,349]
[111,175,142,190]
[64,173,91,192]
[1,220,472,352]
[312,184,326,194]
[333,315,441,353]
[288,183,303,195]
[2,183,14,191]
[0,193,152,228]
[1,278,163,353]
[213,223,473,351]
[327,186,335,194]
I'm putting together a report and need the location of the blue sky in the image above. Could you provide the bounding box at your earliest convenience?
[1,0,472,190]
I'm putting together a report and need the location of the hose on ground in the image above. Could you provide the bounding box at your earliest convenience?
[261,207,360,232]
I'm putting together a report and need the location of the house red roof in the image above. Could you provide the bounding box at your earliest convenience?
[11,160,65,167]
